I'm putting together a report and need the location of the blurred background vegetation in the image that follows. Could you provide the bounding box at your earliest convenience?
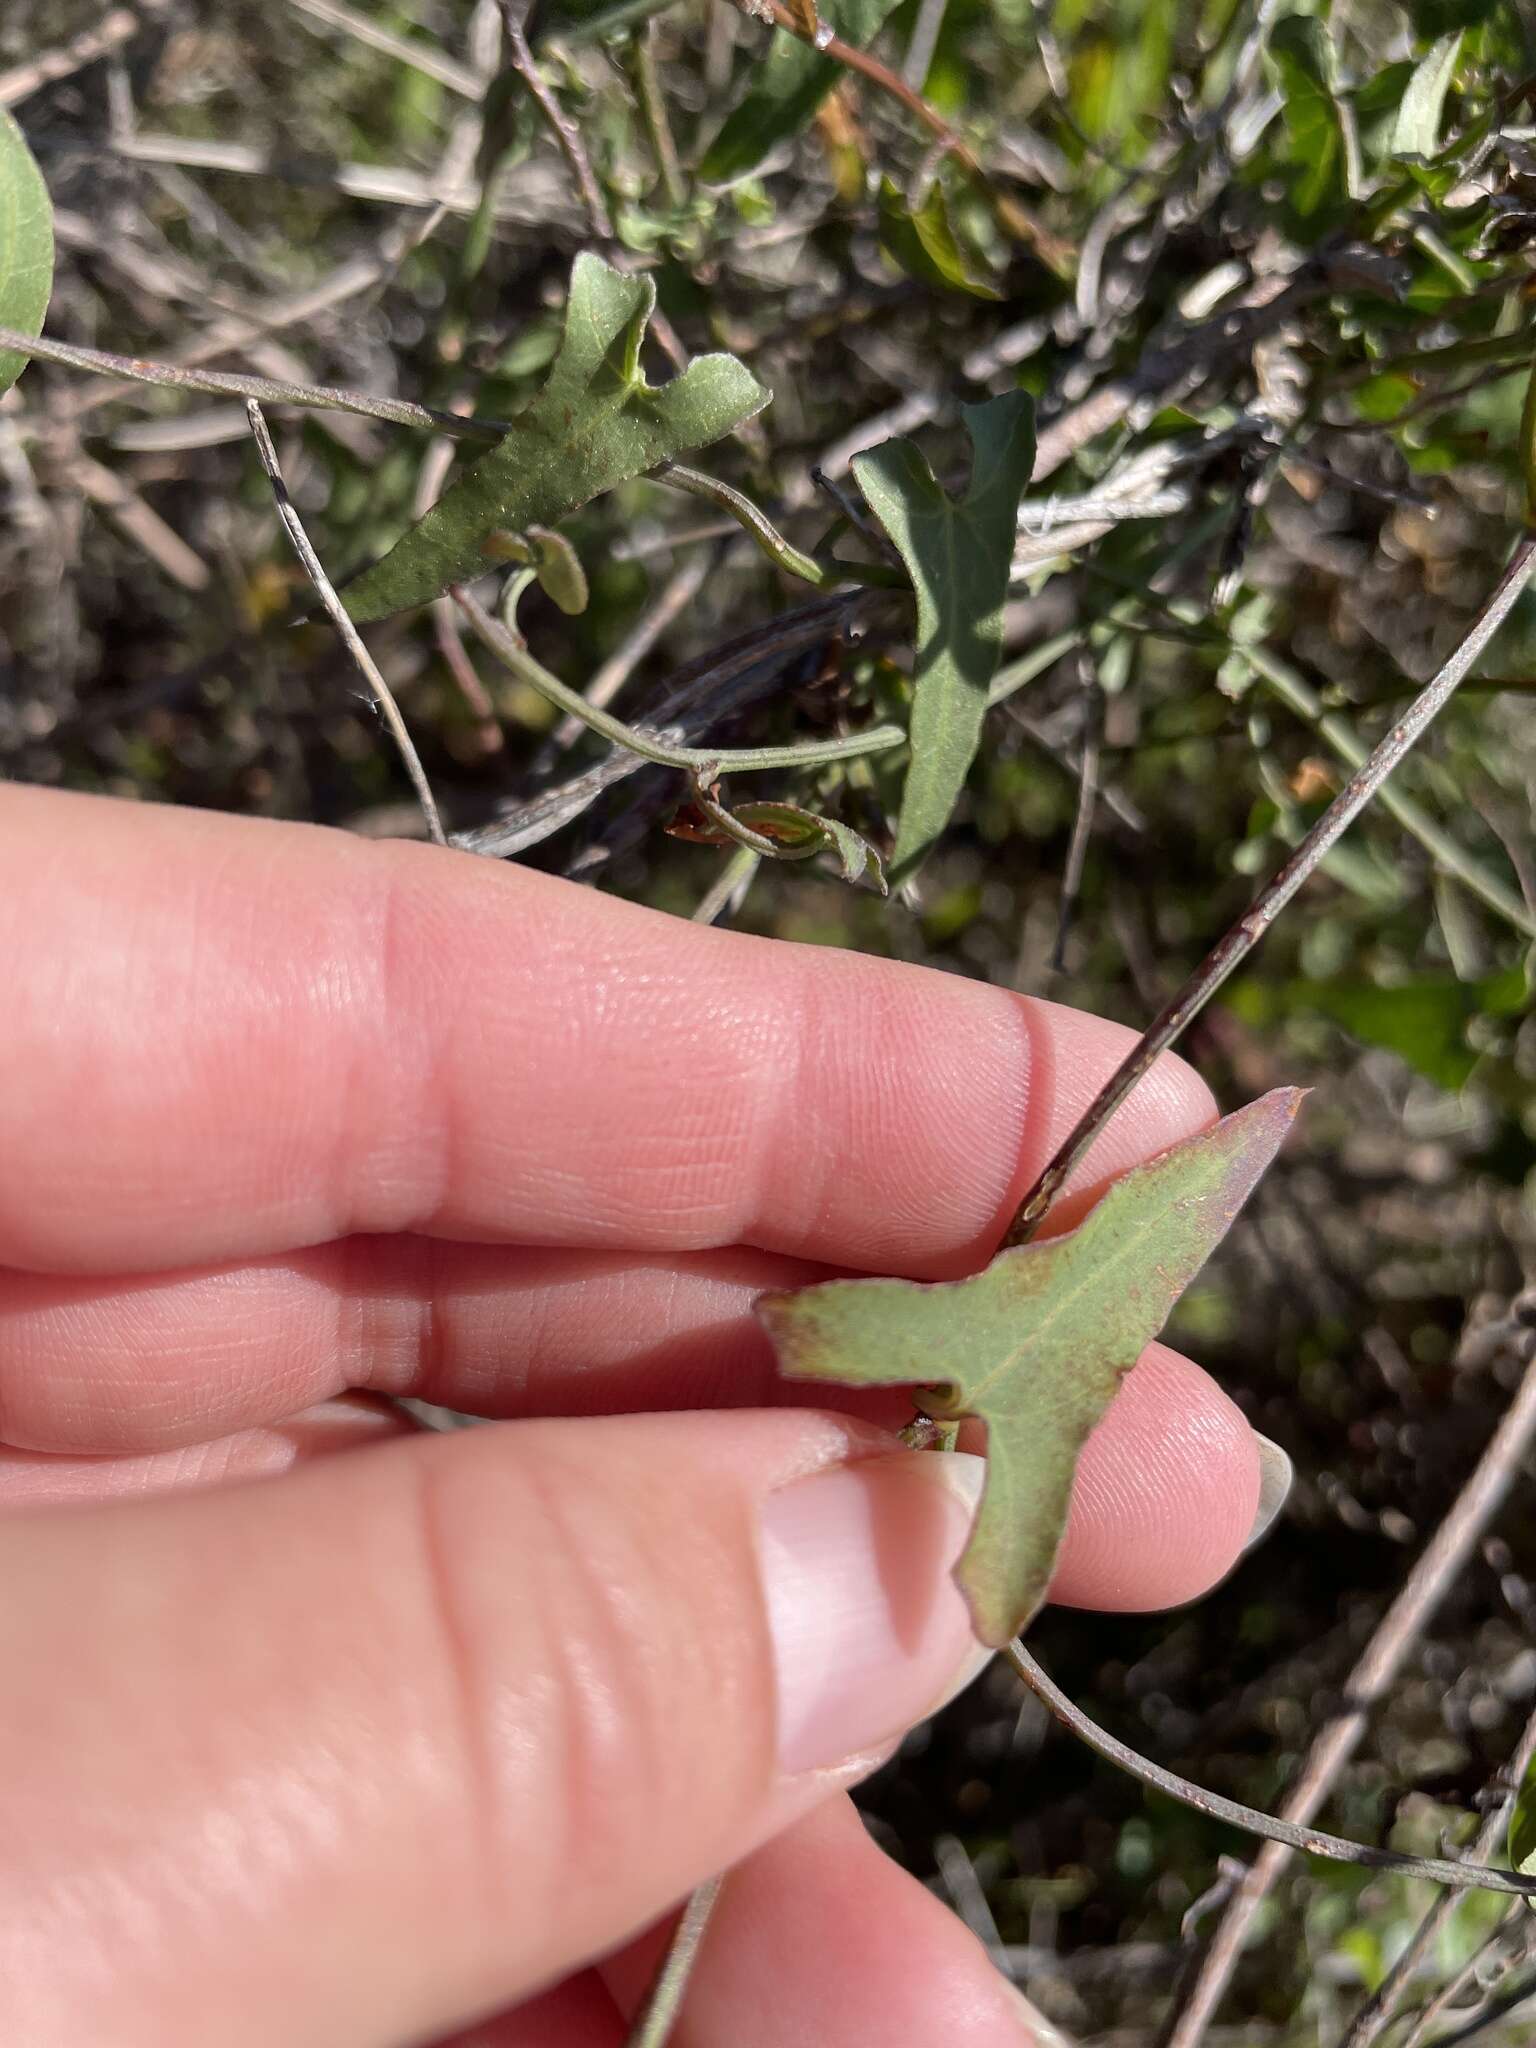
[6,0,1536,2038]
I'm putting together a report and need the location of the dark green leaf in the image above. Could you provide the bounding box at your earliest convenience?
[698,0,903,185]
[1267,18,1344,217]
[1391,30,1462,159]
[1355,61,1416,119]
[852,391,1035,882]
[877,177,1002,300]
[342,254,767,621]
[758,1091,1302,1645]
[0,109,53,398]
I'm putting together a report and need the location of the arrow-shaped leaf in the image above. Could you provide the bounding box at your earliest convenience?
[757,1088,1302,1646]
[852,391,1034,883]
[0,108,53,399]
[342,253,768,622]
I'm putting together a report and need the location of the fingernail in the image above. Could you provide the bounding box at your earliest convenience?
[1245,1434,1293,1552]
[761,1450,986,1775]
[1002,1983,1075,2044]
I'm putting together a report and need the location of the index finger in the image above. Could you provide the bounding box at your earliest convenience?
[0,786,1214,1275]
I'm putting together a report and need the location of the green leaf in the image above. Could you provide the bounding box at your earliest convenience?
[1267,18,1344,217]
[1509,1747,1536,1877]
[757,1090,1301,1646]
[1225,968,1529,1092]
[527,525,590,615]
[0,109,54,399]
[1391,30,1462,159]
[342,254,767,621]
[698,0,903,185]
[877,177,1002,300]
[852,391,1034,882]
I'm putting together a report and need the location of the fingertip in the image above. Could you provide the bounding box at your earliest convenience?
[1048,1343,1260,1612]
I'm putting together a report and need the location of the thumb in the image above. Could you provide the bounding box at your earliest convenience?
[0,1409,988,2047]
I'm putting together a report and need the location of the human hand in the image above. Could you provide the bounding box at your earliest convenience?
[0,785,1282,2046]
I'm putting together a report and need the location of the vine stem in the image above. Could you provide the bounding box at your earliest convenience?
[453,585,905,772]
[1002,531,1536,1248]
[1005,1641,1536,1901]
[0,324,504,440]
[623,1874,725,2048]
[245,402,447,845]
[656,462,905,590]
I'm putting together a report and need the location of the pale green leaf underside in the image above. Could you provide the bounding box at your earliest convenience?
[0,109,54,398]
[1391,31,1462,160]
[852,391,1034,883]
[758,1089,1302,1646]
[342,253,768,621]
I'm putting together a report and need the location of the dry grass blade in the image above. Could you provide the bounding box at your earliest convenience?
[244,401,447,847]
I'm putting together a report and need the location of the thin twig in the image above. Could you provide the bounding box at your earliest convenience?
[1160,1337,1536,2048]
[285,0,486,99]
[70,453,211,591]
[1051,658,1102,972]
[1002,534,1536,1247]
[0,326,503,441]
[630,18,686,211]
[60,237,428,425]
[0,5,151,106]
[623,1874,724,2048]
[432,599,503,752]
[902,0,950,92]
[245,403,446,846]
[498,0,614,240]
[1006,1642,1536,1901]
[1245,645,1536,939]
[1411,1946,1536,2048]
[107,129,573,222]
[1342,1704,1536,2048]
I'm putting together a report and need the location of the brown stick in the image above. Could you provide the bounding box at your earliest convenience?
[498,0,614,241]
[245,402,447,846]
[1002,534,1536,1248]
[0,325,502,441]
[1160,1342,1536,2048]
[0,6,152,107]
